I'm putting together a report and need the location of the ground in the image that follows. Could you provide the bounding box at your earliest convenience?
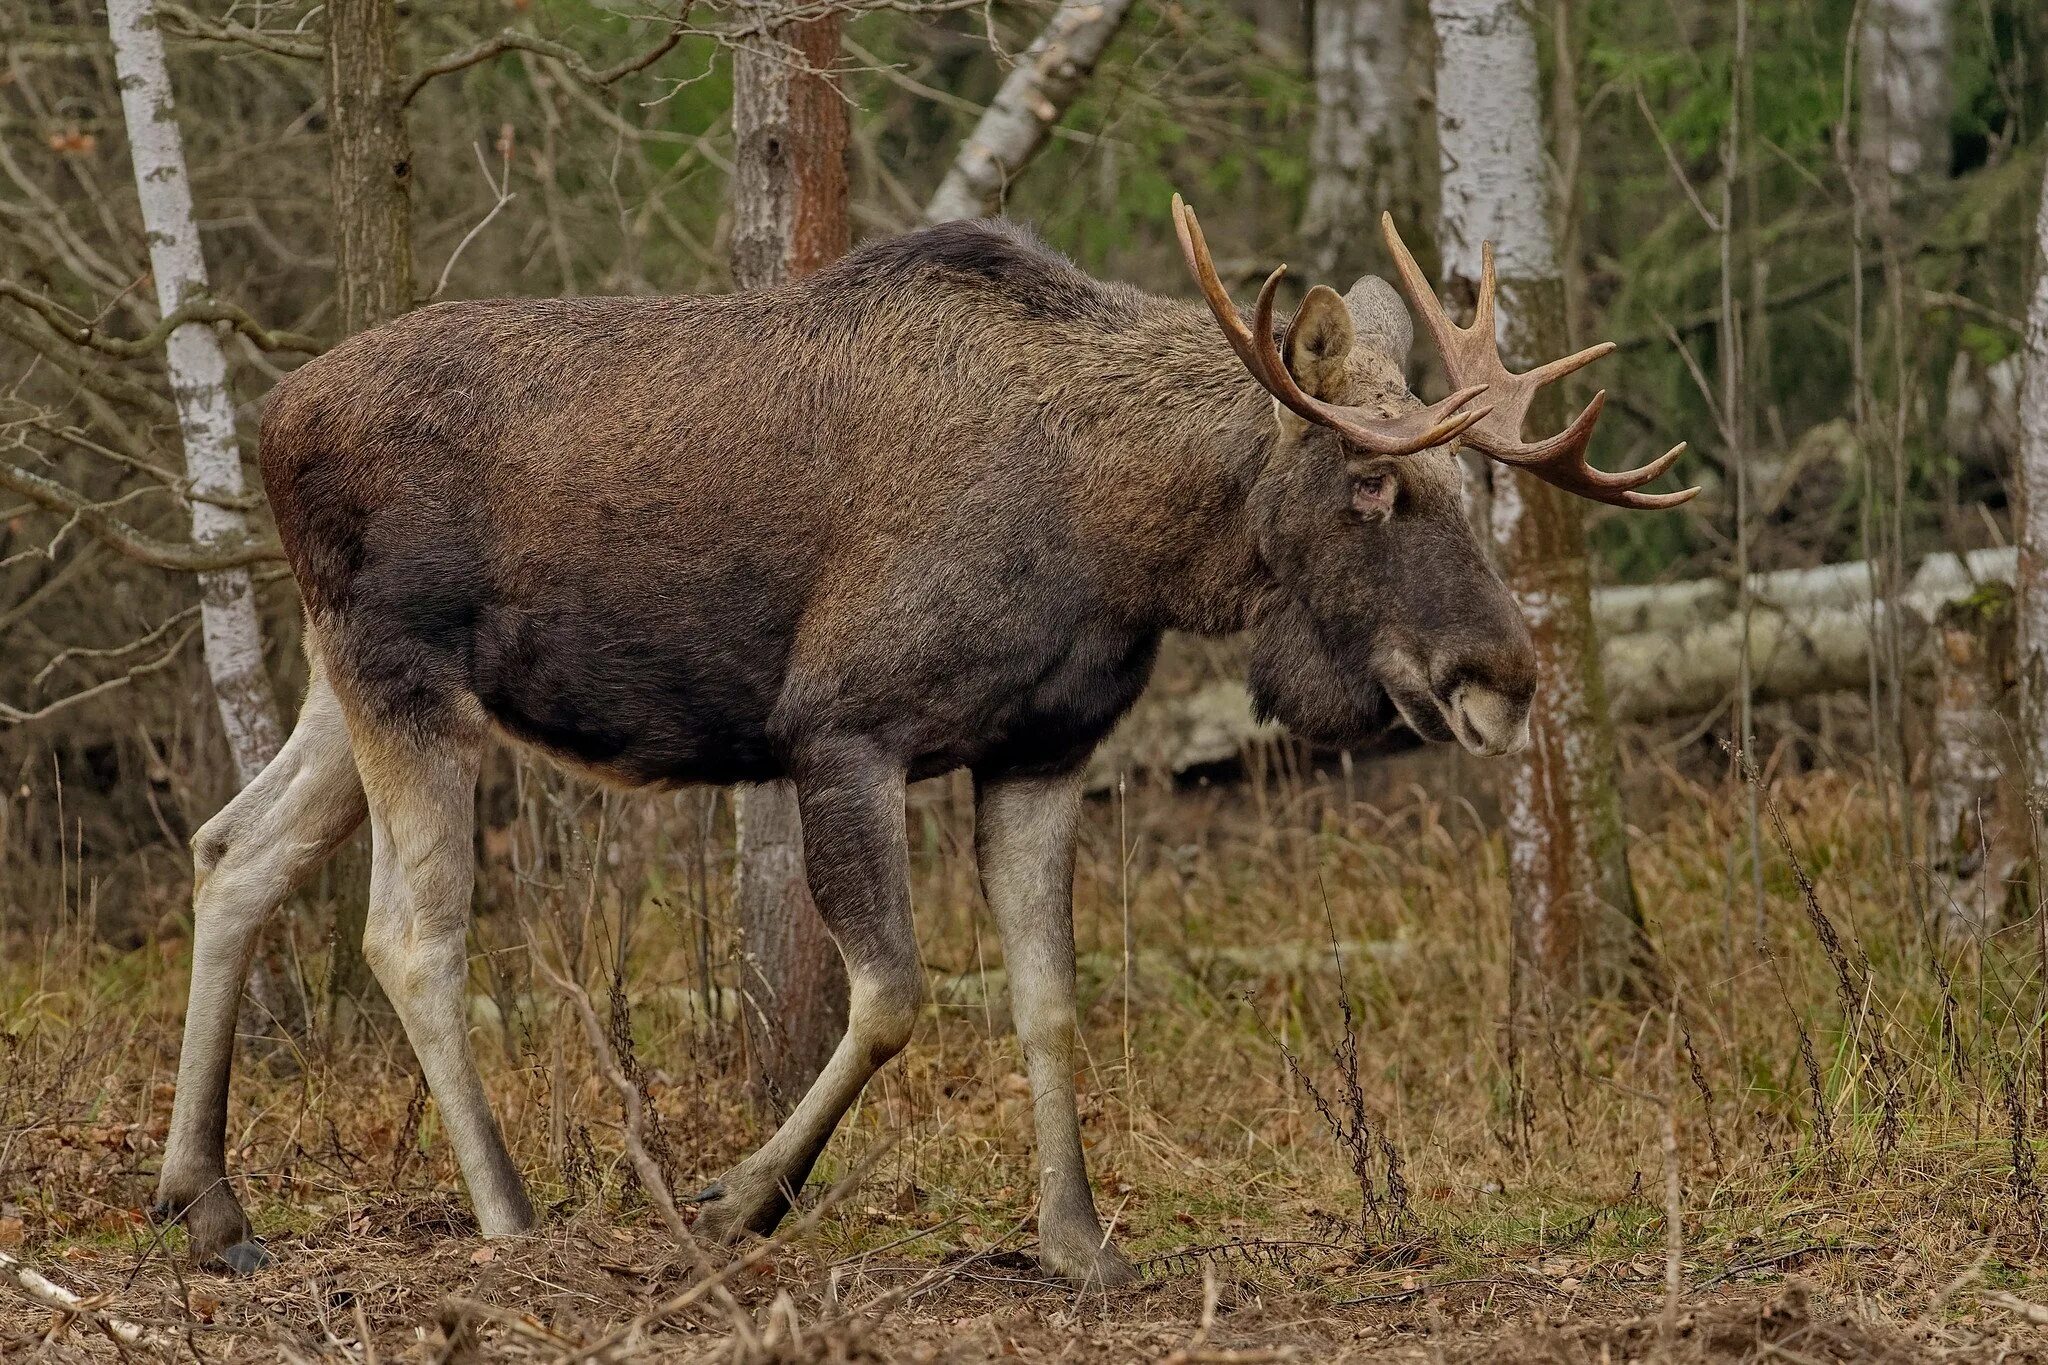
[5,761,2048,1360]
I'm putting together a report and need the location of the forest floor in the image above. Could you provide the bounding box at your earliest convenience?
[5,759,2048,1360]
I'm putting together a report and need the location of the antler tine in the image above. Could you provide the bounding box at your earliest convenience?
[1471,240,1497,342]
[1485,387,1609,468]
[1558,443,1695,510]
[1376,208,1698,511]
[1379,212,1462,360]
[1527,340,1615,388]
[1481,392,1697,509]
[1174,194,1490,458]
[1172,195,1274,392]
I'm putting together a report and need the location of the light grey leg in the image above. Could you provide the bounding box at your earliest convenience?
[349,719,534,1237]
[155,666,367,1269]
[975,769,1134,1287]
[695,748,923,1242]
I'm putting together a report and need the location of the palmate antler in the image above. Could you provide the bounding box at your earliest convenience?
[1377,213,1696,510]
[1172,195,1491,457]
[1171,192,1695,510]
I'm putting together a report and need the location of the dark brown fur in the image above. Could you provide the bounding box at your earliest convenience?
[262,218,1532,793]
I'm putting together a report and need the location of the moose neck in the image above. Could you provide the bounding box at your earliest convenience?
[1017,298,1282,638]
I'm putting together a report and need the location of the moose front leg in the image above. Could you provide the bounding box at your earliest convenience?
[975,769,1135,1288]
[694,745,922,1242]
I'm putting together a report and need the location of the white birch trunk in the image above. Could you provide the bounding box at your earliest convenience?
[1429,0,1556,288]
[2017,154,2048,802]
[108,0,283,784]
[923,0,1137,223]
[1858,0,1951,185]
[1430,0,1637,992]
[1300,0,1410,279]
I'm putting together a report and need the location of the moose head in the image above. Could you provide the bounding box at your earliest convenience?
[1171,196,1696,758]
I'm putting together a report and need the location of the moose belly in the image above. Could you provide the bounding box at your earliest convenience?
[901,627,1160,782]
[467,597,790,788]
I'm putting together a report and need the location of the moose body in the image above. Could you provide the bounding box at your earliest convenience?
[154,210,1686,1285]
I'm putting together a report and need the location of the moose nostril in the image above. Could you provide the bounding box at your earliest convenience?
[1444,680,1532,757]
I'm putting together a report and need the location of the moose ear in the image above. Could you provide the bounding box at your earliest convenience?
[1343,275,1414,362]
[1283,285,1357,404]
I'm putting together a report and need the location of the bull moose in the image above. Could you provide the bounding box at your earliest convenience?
[153,200,1692,1286]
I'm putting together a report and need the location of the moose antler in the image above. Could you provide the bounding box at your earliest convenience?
[1378,213,1696,510]
[1172,195,1490,457]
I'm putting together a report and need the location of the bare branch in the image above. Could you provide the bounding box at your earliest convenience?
[403,0,987,109]
[0,620,199,727]
[32,603,200,689]
[155,2,323,60]
[0,461,285,572]
[0,311,176,419]
[530,948,724,1277]
[0,281,323,358]
[431,139,519,300]
[402,22,687,107]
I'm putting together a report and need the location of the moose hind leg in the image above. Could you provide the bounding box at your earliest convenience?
[975,770,1135,1288]
[349,718,535,1237]
[695,749,922,1243]
[155,669,366,1270]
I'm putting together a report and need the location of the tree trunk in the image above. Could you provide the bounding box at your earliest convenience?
[1857,0,1951,191]
[1299,0,1410,280]
[1928,587,2021,942]
[1428,0,1639,996]
[324,0,413,1028]
[108,0,298,1038]
[2018,155,2048,808]
[731,8,851,1111]
[327,0,413,335]
[923,0,1137,224]
[108,0,284,784]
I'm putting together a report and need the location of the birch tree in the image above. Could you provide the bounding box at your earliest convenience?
[1428,0,1639,994]
[107,0,284,784]
[2017,154,2048,804]
[732,5,852,1108]
[1299,0,1412,280]
[1858,0,1951,193]
[105,0,300,1039]
[924,0,1136,223]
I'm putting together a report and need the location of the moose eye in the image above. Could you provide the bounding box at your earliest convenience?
[1351,472,1396,519]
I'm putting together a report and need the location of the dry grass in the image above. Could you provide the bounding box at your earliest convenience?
[4,753,2048,1360]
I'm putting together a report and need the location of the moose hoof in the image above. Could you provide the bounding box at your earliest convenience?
[689,1169,791,1245]
[152,1181,256,1269]
[1040,1236,1138,1289]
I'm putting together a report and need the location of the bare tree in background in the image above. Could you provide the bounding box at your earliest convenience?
[1858,0,1951,195]
[1299,0,1412,280]
[1428,0,1640,995]
[924,0,1136,223]
[328,0,414,335]
[107,0,285,784]
[2017,156,2048,805]
[320,0,414,1028]
[104,0,306,1039]
[731,4,853,1109]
